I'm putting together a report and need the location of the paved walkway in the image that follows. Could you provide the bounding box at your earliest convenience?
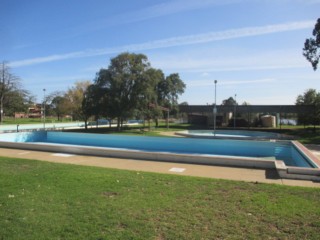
[0,147,319,188]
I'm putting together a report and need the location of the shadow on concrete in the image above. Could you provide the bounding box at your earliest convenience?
[265,169,281,179]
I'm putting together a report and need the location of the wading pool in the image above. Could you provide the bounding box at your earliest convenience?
[0,131,319,181]
[176,130,284,140]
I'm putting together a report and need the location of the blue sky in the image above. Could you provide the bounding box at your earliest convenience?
[1,0,319,105]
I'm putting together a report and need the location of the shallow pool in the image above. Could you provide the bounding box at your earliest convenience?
[176,130,283,139]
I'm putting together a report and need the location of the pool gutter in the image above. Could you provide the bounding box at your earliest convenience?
[0,140,319,181]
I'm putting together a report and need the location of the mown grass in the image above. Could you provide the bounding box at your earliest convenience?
[272,127,320,144]
[1,157,320,240]
[2,117,73,125]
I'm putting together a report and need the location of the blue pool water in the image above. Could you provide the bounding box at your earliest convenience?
[0,131,316,168]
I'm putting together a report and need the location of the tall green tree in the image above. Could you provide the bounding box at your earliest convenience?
[94,53,151,130]
[296,89,320,126]
[157,73,186,114]
[47,91,69,121]
[3,89,31,116]
[82,84,105,129]
[303,18,320,70]
[143,68,165,126]
[85,52,186,130]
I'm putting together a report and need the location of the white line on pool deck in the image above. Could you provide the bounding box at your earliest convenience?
[52,153,75,157]
[169,167,186,173]
[18,151,30,155]
[0,147,319,188]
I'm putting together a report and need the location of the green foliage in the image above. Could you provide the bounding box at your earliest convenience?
[158,73,186,115]
[46,91,68,121]
[1,158,320,239]
[303,18,320,70]
[295,89,320,125]
[83,52,186,130]
[222,96,238,106]
[3,89,31,115]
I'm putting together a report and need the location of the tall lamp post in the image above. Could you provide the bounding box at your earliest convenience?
[43,88,46,130]
[234,94,237,129]
[213,80,217,136]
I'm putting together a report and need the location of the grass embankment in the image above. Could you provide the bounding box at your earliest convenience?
[1,157,320,239]
[282,128,320,144]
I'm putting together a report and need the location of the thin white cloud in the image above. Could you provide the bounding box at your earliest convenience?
[76,0,320,32]
[187,78,275,87]
[10,20,314,68]
[178,64,307,73]
[75,0,241,32]
[151,48,309,73]
[126,0,240,22]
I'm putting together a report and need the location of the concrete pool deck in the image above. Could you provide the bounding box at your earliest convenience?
[0,146,319,188]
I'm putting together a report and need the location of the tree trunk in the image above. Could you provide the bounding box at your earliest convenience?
[117,117,121,131]
[84,119,88,130]
[0,98,3,124]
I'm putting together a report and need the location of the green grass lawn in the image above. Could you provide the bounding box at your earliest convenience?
[2,117,73,125]
[1,157,320,239]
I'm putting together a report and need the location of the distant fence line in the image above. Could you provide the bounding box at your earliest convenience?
[179,105,315,114]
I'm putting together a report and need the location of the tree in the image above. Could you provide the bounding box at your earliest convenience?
[64,81,91,120]
[143,68,165,127]
[157,73,186,115]
[0,62,21,123]
[303,18,320,70]
[222,97,237,106]
[82,84,104,129]
[46,91,69,121]
[86,52,186,130]
[94,53,151,130]
[3,89,32,116]
[295,89,320,126]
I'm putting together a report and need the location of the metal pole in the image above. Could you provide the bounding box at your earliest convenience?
[213,80,217,136]
[234,94,237,129]
[43,89,46,130]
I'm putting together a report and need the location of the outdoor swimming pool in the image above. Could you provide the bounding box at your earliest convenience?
[176,130,283,139]
[0,131,319,180]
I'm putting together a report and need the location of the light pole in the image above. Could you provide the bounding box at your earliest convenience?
[234,94,237,129]
[213,80,217,136]
[43,89,46,130]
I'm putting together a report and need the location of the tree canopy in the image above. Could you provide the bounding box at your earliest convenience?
[221,97,237,106]
[295,88,320,125]
[82,52,186,130]
[46,81,90,121]
[0,61,31,122]
[303,18,320,71]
